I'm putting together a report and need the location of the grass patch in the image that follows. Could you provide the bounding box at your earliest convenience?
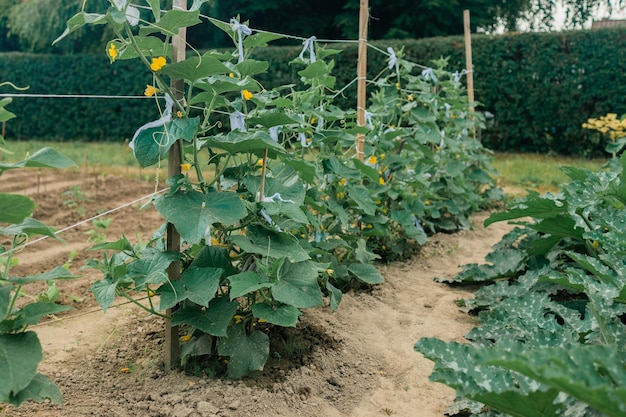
[491,152,607,195]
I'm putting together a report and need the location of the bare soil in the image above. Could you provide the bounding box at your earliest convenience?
[1,168,513,417]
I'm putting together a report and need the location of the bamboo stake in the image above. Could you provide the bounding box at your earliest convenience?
[164,0,186,372]
[356,0,369,161]
[463,10,476,138]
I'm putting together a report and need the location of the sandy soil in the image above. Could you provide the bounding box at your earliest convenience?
[1,168,513,417]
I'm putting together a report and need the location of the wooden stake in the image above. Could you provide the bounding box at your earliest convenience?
[356,0,369,161]
[463,10,476,138]
[164,0,187,372]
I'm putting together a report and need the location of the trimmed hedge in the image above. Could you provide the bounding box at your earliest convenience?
[2,28,626,155]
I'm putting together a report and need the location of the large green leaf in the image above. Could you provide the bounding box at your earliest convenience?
[155,190,247,245]
[0,193,34,225]
[128,250,181,289]
[228,272,273,300]
[251,303,300,327]
[217,324,269,379]
[171,297,238,337]
[8,266,77,285]
[348,184,377,216]
[236,59,269,77]
[8,373,63,407]
[12,302,73,330]
[481,344,626,417]
[484,191,566,226]
[230,226,310,262]
[160,55,231,82]
[203,131,286,158]
[247,112,298,128]
[0,283,11,321]
[527,215,584,240]
[53,12,107,45]
[132,125,176,168]
[181,266,223,307]
[347,263,384,285]
[0,147,75,172]
[90,279,118,312]
[0,332,42,402]
[142,9,201,36]
[271,260,323,308]
[0,218,58,240]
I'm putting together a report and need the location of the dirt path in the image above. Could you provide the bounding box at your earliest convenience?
[2,170,512,417]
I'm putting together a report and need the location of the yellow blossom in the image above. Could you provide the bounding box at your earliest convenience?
[306,138,312,144]
[425,200,432,205]
[108,43,118,61]
[592,240,599,250]
[144,85,159,97]
[376,199,382,204]
[382,245,387,250]
[150,56,167,71]
[180,163,191,173]
[367,155,378,165]
[256,159,264,166]
[380,153,386,159]
[180,335,192,342]
[395,82,400,90]
[147,288,156,297]
[257,318,266,323]
[242,89,253,100]
[233,315,245,323]
[177,110,183,118]
[229,72,234,78]
[339,178,347,186]
[336,191,345,199]
[120,367,130,373]
[379,177,385,185]
[310,117,317,124]
[407,94,414,101]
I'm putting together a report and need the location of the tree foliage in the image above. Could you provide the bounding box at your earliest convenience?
[0,0,625,52]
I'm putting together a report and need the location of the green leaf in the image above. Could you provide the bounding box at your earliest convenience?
[247,112,298,128]
[181,266,223,307]
[12,302,73,330]
[155,280,186,311]
[251,303,300,327]
[484,192,566,227]
[217,324,269,379]
[172,297,238,337]
[348,263,384,284]
[204,131,286,158]
[180,334,213,367]
[90,279,118,312]
[228,272,273,300]
[89,236,133,252]
[8,266,77,285]
[236,59,269,77]
[155,190,247,245]
[131,125,176,168]
[355,239,379,264]
[0,218,58,240]
[0,147,75,173]
[0,193,34,224]
[230,226,310,263]
[348,185,377,216]
[53,12,107,45]
[481,344,626,417]
[167,117,200,142]
[160,55,231,82]
[0,332,42,403]
[143,9,201,36]
[8,373,63,407]
[0,283,11,321]
[243,32,284,47]
[271,260,323,309]
[128,250,180,289]
[527,215,584,240]
[326,281,342,311]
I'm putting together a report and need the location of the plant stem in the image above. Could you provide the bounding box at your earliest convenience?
[118,291,170,319]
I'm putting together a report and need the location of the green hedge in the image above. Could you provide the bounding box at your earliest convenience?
[2,28,626,155]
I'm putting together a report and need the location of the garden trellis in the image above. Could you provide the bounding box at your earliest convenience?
[2,1,496,393]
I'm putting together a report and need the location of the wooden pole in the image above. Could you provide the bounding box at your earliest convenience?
[164,0,186,372]
[356,0,369,161]
[463,9,476,138]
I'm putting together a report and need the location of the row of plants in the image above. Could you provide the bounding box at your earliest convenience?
[0,87,77,407]
[50,1,501,380]
[4,20,626,156]
[415,153,626,416]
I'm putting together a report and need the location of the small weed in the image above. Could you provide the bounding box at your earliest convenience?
[381,408,394,415]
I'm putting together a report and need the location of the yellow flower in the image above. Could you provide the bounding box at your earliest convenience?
[180,163,191,173]
[257,318,266,323]
[256,159,264,166]
[425,200,432,205]
[242,89,253,100]
[592,240,599,250]
[180,335,192,343]
[407,94,414,101]
[176,110,183,118]
[310,117,317,124]
[229,72,234,78]
[120,367,130,373]
[395,82,400,90]
[336,191,345,199]
[144,85,159,97]
[108,43,118,61]
[380,153,386,159]
[379,177,385,185]
[382,245,387,250]
[147,289,156,297]
[338,178,347,186]
[306,138,312,144]
[233,315,245,323]
[367,155,378,165]
[150,56,167,71]
[325,269,334,276]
